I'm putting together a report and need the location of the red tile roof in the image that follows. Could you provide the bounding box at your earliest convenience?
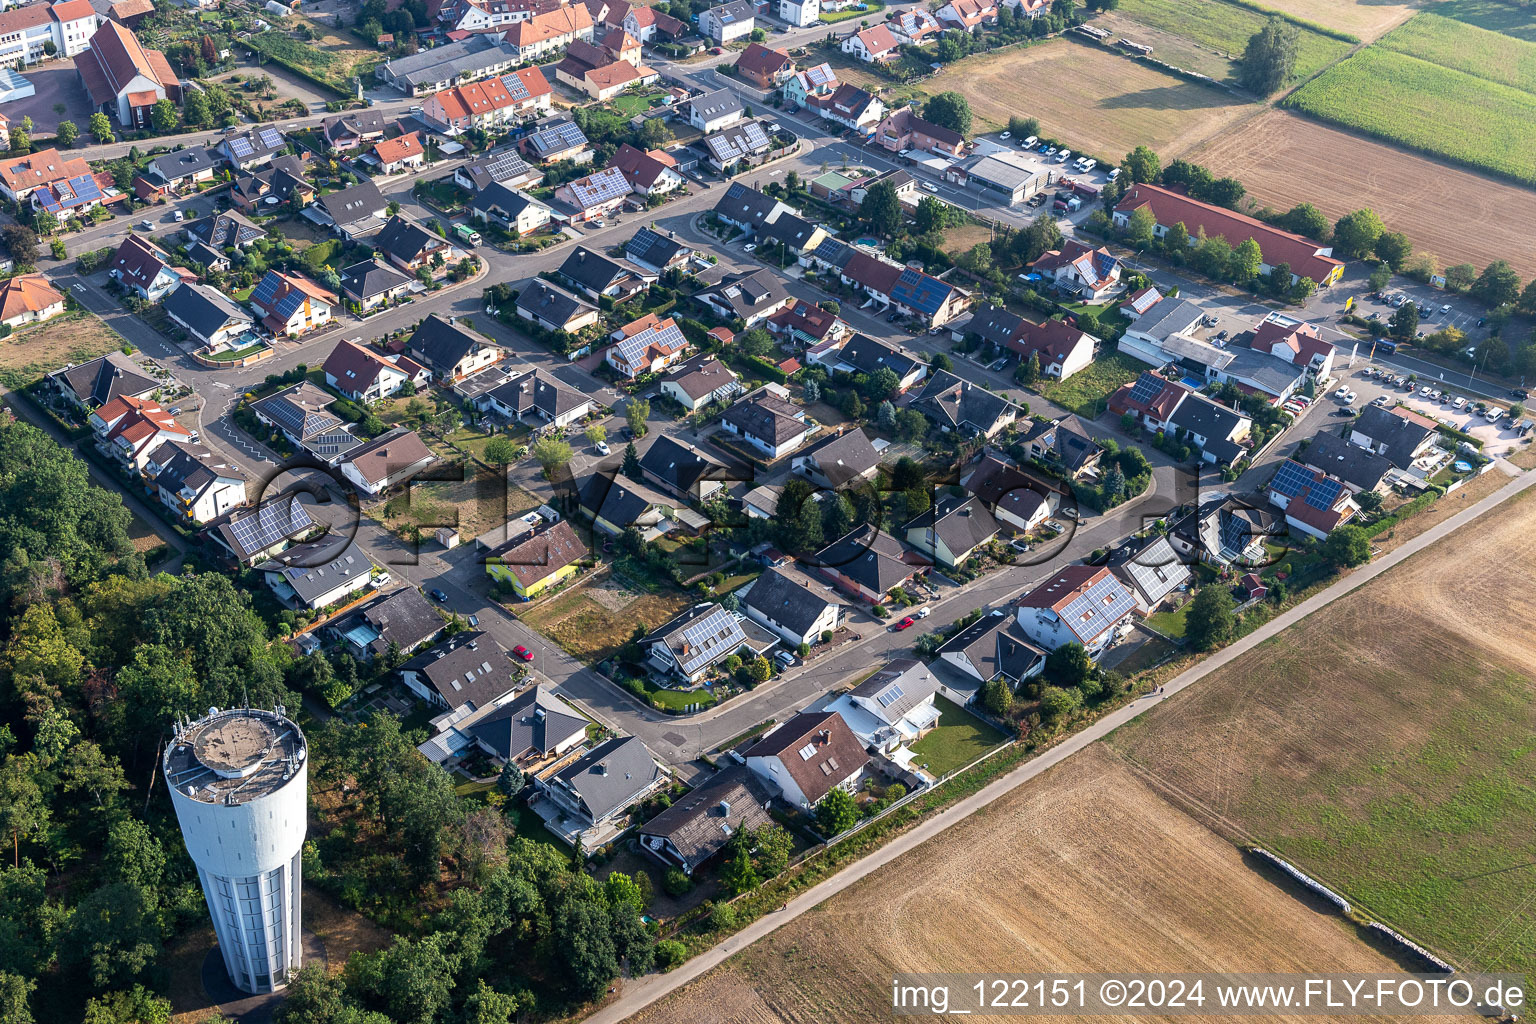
[1249,316,1334,367]
[50,0,97,21]
[610,142,672,189]
[1007,318,1090,365]
[1114,183,1344,285]
[507,64,552,101]
[854,23,900,54]
[373,131,424,166]
[0,274,63,320]
[0,5,50,33]
[510,3,592,45]
[0,148,92,195]
[841,251,902,296]
[735,41,791,78]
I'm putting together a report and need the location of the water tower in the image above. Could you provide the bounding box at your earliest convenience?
[164,706,308,995]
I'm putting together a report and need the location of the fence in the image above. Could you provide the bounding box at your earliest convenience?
[191,345,275,369]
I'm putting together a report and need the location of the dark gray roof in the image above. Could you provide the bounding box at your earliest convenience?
[516,279,595,327]
[259,533,372,606]
[645,602,750,676]
[838,333,920,379]
[467,685,586,761]
[721,393,807,447]
[558,247,644,294]
[814,523,913,594]
[318,180,387,227]
[684,88,743,122]
[185,241,229,268]
[163,282,252,341]
[375,215,446,264]
[1050,414,1103,472]
[914,370,1016,435]
[850,657,940,720]
[712,181,783,230]
[1350,404,1436,469]
[401,631,517,711]
[407,315,497,375]
[1300,431,1393,491]
[348,586,444,658]
[459,148,535,190]
[795,428,878,488]
[551,735,664,823]
[758,212,820,251]
[639,434,727,495]
[521,117,589,159]
[207,491,315,561]
[1107,535,1191,608]
[964,302,1026,347]
[1168,392,1246,445]
[1129,297,1206,343]
[1219,345,1305,397]
[340,259,411,300]
[660,353,738,402]
[903,492,999,561]
[578,471,676,525]
[148,146,217,182]
[145,439,244,497]
[935,610,1045,684]
[963,455,1056,521]
[51,351,157,406]
[695,268,789,320]
[484,369,590,420]
[637,766,774,871]
[471,181,544,219]
[185,210,264,248]
[742,566,837,636]
[625,226,690,270]
[381,36,519,88]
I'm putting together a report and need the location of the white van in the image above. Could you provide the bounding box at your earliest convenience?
[1022,135,1038,149]
[1058,149,1071,163]
[1107,167,1122,182]
[1081,158,1097,172]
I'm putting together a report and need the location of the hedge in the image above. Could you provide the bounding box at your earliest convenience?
[1362,489,1440,538]
[740,354,789,383]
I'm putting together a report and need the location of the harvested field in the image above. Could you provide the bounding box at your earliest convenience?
[1246,0,1423,40]
[1110,486,1536,975]
[0,313,124,385]
[519,580,694,664]
[1187,108,1536,279]
[920,38,1252,159]
[1111,0,1353,82]
[1089,8,1238,80]
[627,746,1453,1024]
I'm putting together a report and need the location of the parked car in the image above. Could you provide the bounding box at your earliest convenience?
[1453,397,1467,409]
[1420,386,1434,396]
[1440,303,1452,314]
[915,607,931,618]
[1107,167,1122,182]
[774,650,796,668]
[1000,130,1011,139]
[1334,408,1353,416]
[512,645,534,662]
[891,616,915,631]
[429,588,448,603]
[595,440,610,455]
[920,181,938,193]
[1342,390,1357,404]
[1335,385,1351,398]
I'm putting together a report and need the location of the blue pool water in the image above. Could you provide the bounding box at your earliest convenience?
[1454,460,1473,472]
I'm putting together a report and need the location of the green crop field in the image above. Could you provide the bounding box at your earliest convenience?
[1115,0,1353,82]
[1380,12,1536,93]
[1285,46,1536,186]
[1435,0,1536,41]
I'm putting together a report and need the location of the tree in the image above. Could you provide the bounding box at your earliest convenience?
[1473,260,1522,308]
[89,112,114,144]
[913,194,946,235]
[755,824,792,875]
[1039,685,1081,720]
[1122,144,1160,183]
[1368,262,1392,294]
[902,485,930,521]
[718,842,759,894]
[1184,585,1235,651]
[816,787,858,835]
[626,398,650,438]
[150,99,179,133]
[1445,263,1477,292]
[891,455,925,491]
[740,327,774,357]
[1321,523,1371,569]
[622,442,642,480]
[1332,208,1385,260]
[1161,220,1190,261]
[802,377,820,403]
[81,987,171,1024]
[483,435,519,465]
[584,423,607,447]
[1279,202,1330,240]
[931,352,952,372]
[0,225,37,265]
[1018,351,1042,386]
[1356,490,1383,515]
[605,871,648,912]
[6,128,26,155]
[528,436,572,477]
[822,492,854,539]
[496,761,524,797]
[860,180,902,238]
[1231,238,1263,284]
[981,676,1013,716]
[1125,205,1157,247]
[877,400,897,432]
[1374,230,1412,271]
[1388,301,1419,340]
[922,91,972,137]
[55,120,78,147]
[1238,16,1299,94]
[1045,642,1091,688]
[1518,279,1536,315]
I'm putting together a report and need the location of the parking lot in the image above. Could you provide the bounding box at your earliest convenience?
[1338,364,1530,455]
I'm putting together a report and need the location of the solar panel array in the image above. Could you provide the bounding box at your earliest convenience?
[527,119,587,155]
[250,271,282,310]
[35,174,103,214]
[805,63,835,87]
[1271,460,1341,510]
[259,126,284,150]
[1128,373,1164,405]
[227,497,315,556]
[1060,573,1136,644]
[613,318,686,368]
[500,72,530,101]
[626,227,673,265]
[706,122,769,163]
[568,167,629,208]
[875,683,904,708]
[676,606,746,676]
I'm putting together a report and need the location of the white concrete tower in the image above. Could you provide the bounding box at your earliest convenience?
[164,706,308,995]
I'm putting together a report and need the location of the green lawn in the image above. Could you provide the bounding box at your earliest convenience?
[1038,350,1145,418]
[1115,0,1353,81]
[1145,602,1188,639]
[820,0,884,22]
[644,679,718,711]
[505,799,567,850]
[907,699,1008,778]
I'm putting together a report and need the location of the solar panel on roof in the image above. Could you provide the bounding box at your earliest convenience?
[676,606,746,675]
[876,684,904,708]
[571,167,629,207]
[229,137,253,158]
[1269,460,1313,500]
[1304,475,1342,510]
[258,127,284,150]
[500,73,529,100]
[1128,373,1163,405]
[227,497,314,555]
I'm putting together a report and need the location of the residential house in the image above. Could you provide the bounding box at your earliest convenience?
[455,147,543,193]
[791,427,879,490]
[841,23,900,62]
[372,132,426,175]
[624,3,686,40]
[108,234,192,302]
[777,0,819,24]
[577,471,695,540]
[610,143,684,196]
[515,279,599,334]
[960,454,1057,533]
[1106,534,1191,614]
[734,41,792,87]
[1245,311,1336,380]
[400,631,519,713]
[518,117,593,165]
[0,0,95,66]
[258,533,377,610]
[701,120,774,171]
[309,180,390,239]
[250,382,363,463]
[407,315,503,382]
[183,209,264,250]
[142,440,246,526]
[693,268,791,327]
[606,312,687,376]
[374,215,456,277]
[813,332,926,390]
[333,585,444,663]
[1114,183,1345,287]
[1009,318,1095,379]
[741,566,840,647]
[470,182,553,235]
[814,523,916,603]
[553,166,631,224]
[485,519,586,598]
[422,79,525,133]
[90,395,190,472]
[1030,240,1121,302]
[768,297,848,351]
[815,82,885,132]
[830,658,943,757]
[162,282,255,352]
[536,736,666,840]
[711,180,797,235]
[698,0,754,43]
[1298,431,1393,494]
[76,20,179,129]
[48,350,156,411]
[1109,371,1193,434]
[913,370,1020,439]
[29,167,118,222]
[374,37,523,95]
[639,433,727,501]
[339,260,414,312]
[1167,494,1280,568]
[645,602,753,683]
[744,711,867,811]
[321,109,388,152]
[506,3,595,61]
[1014,564,1137,659]
[874,106,967,158]
[0,273,64,329]
[184,241,229,274]
[639,768,775,876]
[743,484,782,519]
[144,146,217,193]
[659,353,741,412]
[1168,390,1253,467]
[758,210,828,258]
[205,492,318,568]
[935,609,1045,692]
[456,685,588,767]
[323,340,412,403]
[1005,0,1050,15]
[681,89,744,134]
[477,368,594,428]
[229,154,315,213]
[248,269,335,338]
[781,62,837,108]
[887,7,940,42]
[559,246,657,302]
[625,226,693,273]
[0,148,92,204]
[1120,284,1163,319]
[720,392,812,458]
[1347,404,1439,470]
[903,493,999,568]
[938,0,997,30]
[216,125,287,172]
[1022,415,1104,479]
[1267,459,1360,539]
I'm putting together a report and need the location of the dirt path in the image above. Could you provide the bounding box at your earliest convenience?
[584,467,1536,1024]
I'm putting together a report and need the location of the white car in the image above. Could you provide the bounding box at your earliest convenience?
[915,607,931,618]
[920,181,938,193]
[1058,149,1072,163]
[1419,386,1433,396]
[1335,385,1350,398]
[743,242,756,252]
[1343,390,1357,404]
[1000,130,1011,139]
[1487,408,1504,422]
[595,440,610,455]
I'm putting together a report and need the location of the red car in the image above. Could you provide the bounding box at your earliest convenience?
[893,616,915,631]
[513,645,534,662]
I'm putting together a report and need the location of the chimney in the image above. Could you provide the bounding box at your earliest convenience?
[595,762,607,775]
[719,799,731,816]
